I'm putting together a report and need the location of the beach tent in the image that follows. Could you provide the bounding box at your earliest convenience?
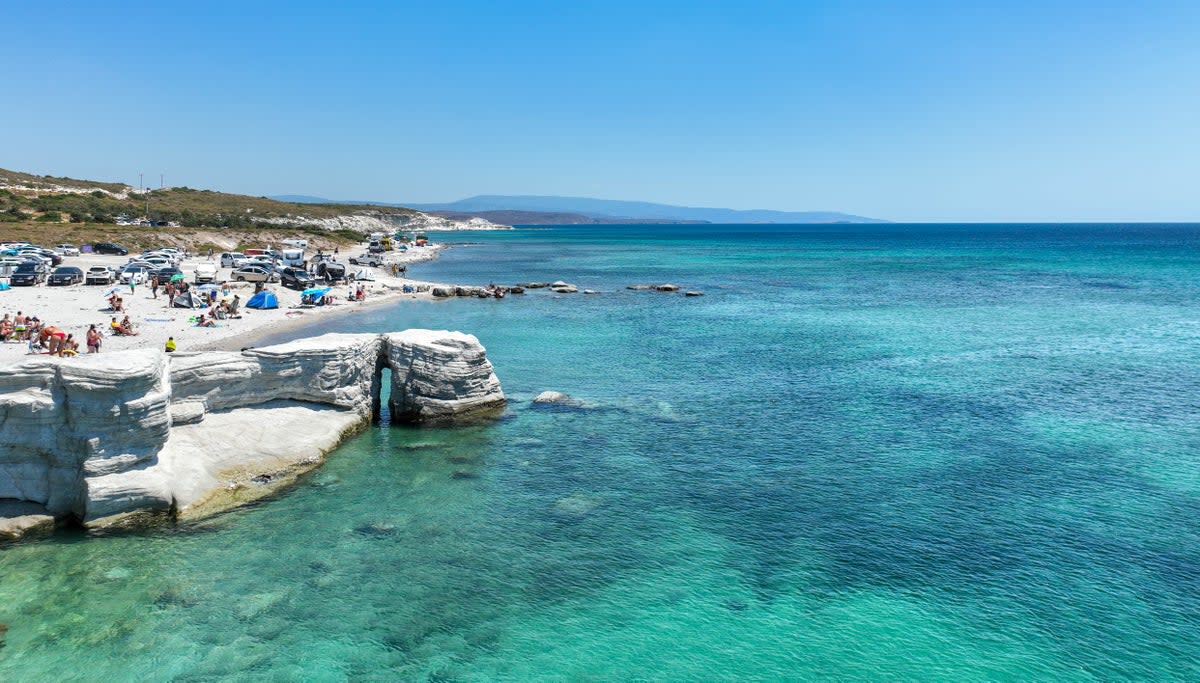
[300,287,331,298]
[172,291,205,309]
[246,291,279,309]
[196,283,220,292]
[0,282,9,291]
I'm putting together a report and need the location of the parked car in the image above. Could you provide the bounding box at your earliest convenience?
[193,263,218,284]
[231,265,278,283]
[153,266,183,283]
[10,262,46,286]
[349,253,384,267]
[85,266,117,285]
[93,242,129,256]
[315,261,347,282]
[20,248,62,266]
[280,266,315,290]
[119,264,150,284]
[48,266,84,286]
[220,252,247,268]
[55,244,81,256]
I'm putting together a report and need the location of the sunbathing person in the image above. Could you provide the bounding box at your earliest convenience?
[61,334,79,357]
[119,316,138,336]
[195,314,216,328]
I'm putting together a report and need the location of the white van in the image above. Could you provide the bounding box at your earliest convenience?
[281,239,308,249]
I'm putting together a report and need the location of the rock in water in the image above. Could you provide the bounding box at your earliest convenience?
[684,290,704,297]
[532,391,586,408]
[627,284,654,290]
[655,284,680,292]
[0,329,505,535]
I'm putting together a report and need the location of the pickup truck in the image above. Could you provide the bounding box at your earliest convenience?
[349,253,384,267]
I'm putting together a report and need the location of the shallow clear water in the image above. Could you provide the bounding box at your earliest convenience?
[3,224,1200,680]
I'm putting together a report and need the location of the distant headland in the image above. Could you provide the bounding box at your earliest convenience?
[273,194,887,225]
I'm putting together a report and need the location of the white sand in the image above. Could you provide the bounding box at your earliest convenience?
[0,246,445,359]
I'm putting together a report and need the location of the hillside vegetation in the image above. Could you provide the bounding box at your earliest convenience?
[0,167,420,229]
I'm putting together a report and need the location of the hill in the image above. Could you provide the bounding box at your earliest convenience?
[0,167,505,246]
[407,195,885,224]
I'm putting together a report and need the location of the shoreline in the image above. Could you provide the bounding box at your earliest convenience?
[0,244,450,361]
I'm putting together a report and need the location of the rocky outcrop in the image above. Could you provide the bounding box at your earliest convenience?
[385,331,506,423]
[0,330,504,536]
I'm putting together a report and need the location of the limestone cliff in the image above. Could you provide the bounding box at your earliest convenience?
[0,330,505,535]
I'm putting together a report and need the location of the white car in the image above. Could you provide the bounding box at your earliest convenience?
[139,255,172,269]
[231,265,278,283]
[220,252,248,268]
[119,264,150,284]
[85,266,117,285]
[55,243,81,256]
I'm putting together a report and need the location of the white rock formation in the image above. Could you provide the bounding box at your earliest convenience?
[0,330,504,536]
[386,330,506,422]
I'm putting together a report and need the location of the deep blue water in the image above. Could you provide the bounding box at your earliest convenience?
[2,223,1199,680]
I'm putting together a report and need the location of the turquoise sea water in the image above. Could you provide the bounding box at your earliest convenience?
[2,223,1200,680]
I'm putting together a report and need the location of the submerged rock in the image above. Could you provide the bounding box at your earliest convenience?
[531,391,586,408]
[655,284,681,292]
[583,289,598,295]
[684,290,704,297]
[523,282,549,289]
[627,284,654,290]
[554,493,601,516]
[354,522,398,537]
[450,470,480,480]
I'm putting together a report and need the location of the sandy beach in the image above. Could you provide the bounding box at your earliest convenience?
[0,245,446,359]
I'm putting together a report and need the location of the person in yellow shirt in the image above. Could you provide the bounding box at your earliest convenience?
[165,337,177,353]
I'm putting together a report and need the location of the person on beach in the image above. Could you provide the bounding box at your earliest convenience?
[165,337,176,353]
[195,314,216,328]
[0,314,10,341]
[207,248,214,260]
[165,282,176,307]
[129,279,136,295]
[86,324,102,353]
[37,325,66,356]
[150,275,159,299]
[119,316,138,336]
[61,334,79,357]
[13,311,26,341]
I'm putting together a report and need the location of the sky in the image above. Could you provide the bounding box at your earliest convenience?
[2,1,1198,222]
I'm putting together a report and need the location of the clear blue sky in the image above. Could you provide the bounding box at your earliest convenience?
[2,1,1198,221]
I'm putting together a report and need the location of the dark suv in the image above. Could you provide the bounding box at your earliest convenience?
[280,266,315,290]
[93,242,129,255]
[10,261,46,286]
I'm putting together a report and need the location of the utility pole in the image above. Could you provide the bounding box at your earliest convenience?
[139,172,143,191]
[160,173,164,190]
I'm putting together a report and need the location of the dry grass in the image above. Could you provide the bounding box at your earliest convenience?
[0,221,361,253]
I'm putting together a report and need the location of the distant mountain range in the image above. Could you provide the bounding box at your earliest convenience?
[272,194,885,225]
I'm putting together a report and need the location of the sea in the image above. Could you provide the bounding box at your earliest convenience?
[2,223,1199,680]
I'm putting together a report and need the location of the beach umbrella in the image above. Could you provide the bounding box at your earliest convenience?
[196,283,219,292]
[301,287,331,298]
[102,286,122,297]
[170,274,185,282]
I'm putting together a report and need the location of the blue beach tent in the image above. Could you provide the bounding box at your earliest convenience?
[246,291,279,309]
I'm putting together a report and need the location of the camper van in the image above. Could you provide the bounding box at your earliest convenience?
[281,239,308,249]
[281,248,306,268]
